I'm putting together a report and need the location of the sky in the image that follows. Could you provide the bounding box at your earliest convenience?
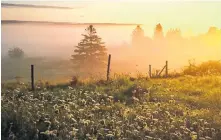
[1,0,221,36]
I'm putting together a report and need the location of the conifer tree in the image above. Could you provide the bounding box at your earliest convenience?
[71,25,107,75]
[154,23,164,40]
[131,25,145,48]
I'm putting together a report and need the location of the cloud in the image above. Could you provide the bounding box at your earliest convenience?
[1,3,82,9]
[1,20,141,26]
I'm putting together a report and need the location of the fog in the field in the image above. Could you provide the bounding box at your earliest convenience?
[1,24,134,57]
[2,24,221,79]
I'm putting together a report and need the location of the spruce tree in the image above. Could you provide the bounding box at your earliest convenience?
[154,23,164,40]
[131,25,145,48]
[71,25,107,75]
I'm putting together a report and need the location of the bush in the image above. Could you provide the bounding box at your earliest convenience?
[198,60,221,74]
[70,76,78,86]
[8,47,24,59]
[183,60,221,76]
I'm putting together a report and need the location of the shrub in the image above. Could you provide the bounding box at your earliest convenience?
[70,76,78,86]
[8,47,24,59]
[183,60,221,76]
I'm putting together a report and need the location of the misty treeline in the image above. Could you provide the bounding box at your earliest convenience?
[4,24,221,80]
[71,24,221,76]
[131,24,221,49]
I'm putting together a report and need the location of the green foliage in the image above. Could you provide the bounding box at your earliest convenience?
[71,25,108,75]
[8,47,24,59]
[2,75,221,139]
[183,60,221,76]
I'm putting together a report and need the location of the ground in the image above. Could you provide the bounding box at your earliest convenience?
[1,75,221,140]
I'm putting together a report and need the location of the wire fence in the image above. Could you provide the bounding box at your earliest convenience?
[2,54,170,88]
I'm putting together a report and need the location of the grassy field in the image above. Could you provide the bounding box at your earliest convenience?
[1,57,75,83]
[1,75,221,140]
[1,56,181,83]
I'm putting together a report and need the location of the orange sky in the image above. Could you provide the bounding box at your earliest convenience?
[2,1,221,36]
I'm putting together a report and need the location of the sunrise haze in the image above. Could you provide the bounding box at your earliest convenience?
[2,1,221,36]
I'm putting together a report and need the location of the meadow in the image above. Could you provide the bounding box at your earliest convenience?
[1,57,74,83]
[2,1,221,140]
[2,74,221,140]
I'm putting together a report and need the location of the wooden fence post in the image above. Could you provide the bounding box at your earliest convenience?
[31,65,34,91]
[107,54,111,81]
[156,70,159,77]
[149,65,152,78]
[165,61,168,77]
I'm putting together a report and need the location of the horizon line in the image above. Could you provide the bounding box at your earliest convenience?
[1,20,142,26]
[1,3,77,9]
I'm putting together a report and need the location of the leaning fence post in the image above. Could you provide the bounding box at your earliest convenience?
[165,61,168,77]
[31,65,34,91]
[149,65,152,78]
[107,54,111,81]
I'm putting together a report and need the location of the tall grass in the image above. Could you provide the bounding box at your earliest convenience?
[183,60,221,76]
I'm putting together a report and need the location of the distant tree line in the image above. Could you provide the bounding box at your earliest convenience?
[71,24,221,75]
[7,24,220,76]
[131,24,221,49]
[8,47,24,59]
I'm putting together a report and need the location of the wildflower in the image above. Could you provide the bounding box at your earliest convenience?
[108,96,114,99]
[14,89,20,94]
[106,133,114,138]
[132,90,137,94]
[132,96,139,102]
[145,135,153,139]
[68,86,73,90]
[86,133,90,137]
[94,106,100,110]
[205,136,212,140]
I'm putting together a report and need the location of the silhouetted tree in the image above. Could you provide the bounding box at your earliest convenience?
[132,25,145,48]
[203,26,221,47]
[71,25,108,75]
[154,23,164,40]
[166,28,182,40]
[8,47,24,59]
[207,27,218,35]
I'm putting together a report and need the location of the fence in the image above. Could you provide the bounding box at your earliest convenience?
[149,61,168,78]
[2,54,171,90]
[27,54,169,90]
